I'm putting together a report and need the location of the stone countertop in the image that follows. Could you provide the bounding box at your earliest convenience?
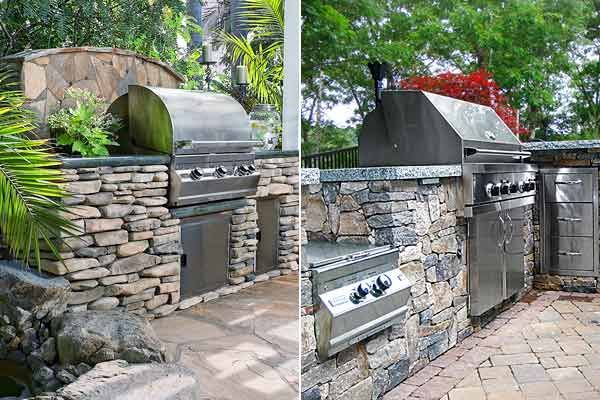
[308,165,462,183]
[301,168,320,185]
[255,150,299,159]
[523,140,600,152]
[60,154,171,168]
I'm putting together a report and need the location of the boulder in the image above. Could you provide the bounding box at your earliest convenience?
[0,260,70,320]
[54,311,165,366]
[57,360,199,400]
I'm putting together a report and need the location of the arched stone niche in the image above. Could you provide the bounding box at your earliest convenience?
[2,47,184,137]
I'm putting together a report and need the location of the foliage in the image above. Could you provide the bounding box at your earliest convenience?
[0,0,202,81]
[301,121,357,155]
[301,0,594,145]
[569,59,600,138]
[400,69,528,138]
[48,89,121,157]
[0,68,75,267]
[219,0,284,110]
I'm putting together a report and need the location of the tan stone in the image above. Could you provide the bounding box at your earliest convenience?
[338,212,369,236]
[34,56,50,65]
[45,64,68,100]
[146,63,160,85]
[93,57,118,101]
[73,53,92,81]
[23,62,46,99]
[304,195,327,232]
[135,59,148,84]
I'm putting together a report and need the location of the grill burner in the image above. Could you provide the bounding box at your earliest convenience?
[304,243,411,360]
[125,85,262,206]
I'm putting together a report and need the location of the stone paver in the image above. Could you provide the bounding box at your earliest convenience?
[152,274,298,400]
[381,291,600,400]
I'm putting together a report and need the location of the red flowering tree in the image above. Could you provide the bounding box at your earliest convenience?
[399,69,528,138]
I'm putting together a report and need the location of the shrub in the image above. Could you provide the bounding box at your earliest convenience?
[48,89,121,157]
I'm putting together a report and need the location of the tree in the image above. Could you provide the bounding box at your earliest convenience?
[301,0,592,145]
[400,69,528,138]
[0,68,74,267]
[0,0,201,79]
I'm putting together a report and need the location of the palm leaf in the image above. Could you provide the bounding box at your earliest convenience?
[0,68,77,269]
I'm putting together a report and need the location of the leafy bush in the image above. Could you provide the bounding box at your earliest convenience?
[48,89,121,157]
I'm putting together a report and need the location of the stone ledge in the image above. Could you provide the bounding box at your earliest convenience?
[524,140,600,152]
[318,165,462,182]
[301,168,320,185]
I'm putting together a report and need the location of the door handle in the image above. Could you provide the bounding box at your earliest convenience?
[557,217,582,222]
[558,251,582,256]
[505,212,514,245]
[497,213,505,248]
[555,179,582,185]
[181,254,187,267]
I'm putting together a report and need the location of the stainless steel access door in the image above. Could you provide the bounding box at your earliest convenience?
[256,198,280,274]
[469,204,526,317]
[504,206,526,299]
[180,212,231,297]
[468,207,505,317]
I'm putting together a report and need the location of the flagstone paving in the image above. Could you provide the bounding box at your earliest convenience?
[383,290,600,400]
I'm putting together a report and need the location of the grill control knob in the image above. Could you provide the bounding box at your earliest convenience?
[190,168,203,180]
[214,166,229,178]
[356,283,370,298]
[376,274,392,291]
[485,183,494,198]
[518,181,525,193]
[247,164,256,174]
[500,182,510,195]
[509,182,518,193]
[235,165,249,176]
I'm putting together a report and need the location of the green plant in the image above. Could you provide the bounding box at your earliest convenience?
[0,67,76,267]
[219,0,284,110]
[48,89,121,157]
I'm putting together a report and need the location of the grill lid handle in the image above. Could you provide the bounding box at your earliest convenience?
[464,147,531,159]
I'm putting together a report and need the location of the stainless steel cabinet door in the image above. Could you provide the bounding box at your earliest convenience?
[550,237,595,272]
[549,203,594,237]
[504,207,525,299]
[469,209,504,317]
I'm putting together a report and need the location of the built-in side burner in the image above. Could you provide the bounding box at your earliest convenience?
[304,241,411,360]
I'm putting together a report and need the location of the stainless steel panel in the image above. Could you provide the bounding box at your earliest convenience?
[468,208,504,317]
[550,237,595,272]
[309,244,412,359]
[180,213,230,297]
[543,173,593,203]
[549,203,594,237]
[256,198,280,274]
[505,206,525,298]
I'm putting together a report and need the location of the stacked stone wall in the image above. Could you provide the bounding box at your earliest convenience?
[38,163,181,319]
[301,176,534,400]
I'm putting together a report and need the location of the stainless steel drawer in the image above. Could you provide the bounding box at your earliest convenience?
[550,237,595,272]
[544,173,594,203]
[549,203,594,237]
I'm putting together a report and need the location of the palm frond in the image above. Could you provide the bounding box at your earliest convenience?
[238,0,284,43]
[0,68,77,268]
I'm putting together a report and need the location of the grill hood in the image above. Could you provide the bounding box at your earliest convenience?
[128,85,259,155]
[359,90,528,166]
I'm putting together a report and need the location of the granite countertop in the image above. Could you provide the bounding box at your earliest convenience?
[301,168,320,185]
[523,140,600,152]
[255,150,299,159]
[302,165,462,183]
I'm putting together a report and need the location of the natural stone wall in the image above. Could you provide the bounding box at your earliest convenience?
[300,176,535,400]
[0,261,69,394]
[2,47,183,136]
[530,148,600,293]
[256,156,300,273]
[37,162,181,319]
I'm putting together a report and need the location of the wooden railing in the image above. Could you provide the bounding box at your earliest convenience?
[302,146,359,169]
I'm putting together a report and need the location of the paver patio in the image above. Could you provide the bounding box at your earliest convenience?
[152,274,299,400]
[384,290,600,400]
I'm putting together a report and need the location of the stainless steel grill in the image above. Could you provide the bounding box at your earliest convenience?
[125,85,261,206]
[304,242,411,360]
[360,87,537,318]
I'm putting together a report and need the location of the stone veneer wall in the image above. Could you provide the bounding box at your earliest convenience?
[2,47,183,136]
[530,148,600,292]
[38,161,183,319]
[300,177,535,400]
